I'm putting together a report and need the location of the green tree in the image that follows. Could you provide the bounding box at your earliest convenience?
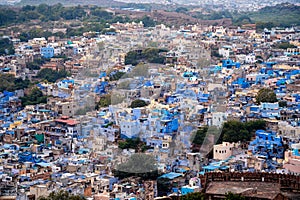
[279,100,287,107]
[90,8,112,20]
[130,99,148,108]
[38,190,86,200]
[244,120,266,133]
[21,5,36,12]
[273,42,297,49]
[0,74,15,92]
[125,50,139,66]
[192,127,208,146]
[256,88,277,104]
[234,15,252,25]
[142,48,166,64]
[53,31,65,38]
[175,7,189,13]
[20,87,47,106]
[0,74,30,92]
[0,8,17,26]
[125,48,166,66]
[118,137,150,152]
[36,4,49,15]
[139,15,156,27]
[14,78,31,91]
[37,68,70,83]
[251,3,300,29]
[26,58,47,70]
[111,15,131,23]
[61,6,86,20]
[191,126,222,154]
[0,38,15,56]
[0,4,134,30]
[25,10,41,20]
[96,94,111,108]
[109,71,125,81]
[221,120,247,142]
[102,28,116,34]
[220,120,266,143]
[211,50,222,58]
[256,22,274,31]
[114,153,158,180]
[19,32,30,42]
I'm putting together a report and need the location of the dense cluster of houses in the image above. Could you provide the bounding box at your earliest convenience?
[0,20,299,199]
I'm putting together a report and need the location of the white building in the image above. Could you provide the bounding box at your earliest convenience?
[213,142,236,160]
[120,119,140,139]
[245,54,256,64]
[278,124,300,140]
[211,112,227,127]
[218,46,232,58]
[214,26,227,38]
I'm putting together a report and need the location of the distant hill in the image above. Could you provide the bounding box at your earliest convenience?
[16,0,127,7]
[246,3,300,27]
[15,0,179,11]
[190,3,300,29]
[5,1,300,30]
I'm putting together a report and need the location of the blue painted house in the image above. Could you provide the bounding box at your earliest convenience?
[222,59,241,69]
[94,81,108,94]
[160,117,178,134]
[40,46,54,58]
[248,130,284,159]
[232,78,250,88]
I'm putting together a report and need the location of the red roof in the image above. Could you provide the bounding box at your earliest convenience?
[55,118,79,126]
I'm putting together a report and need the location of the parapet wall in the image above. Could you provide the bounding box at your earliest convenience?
[199,172,300,191]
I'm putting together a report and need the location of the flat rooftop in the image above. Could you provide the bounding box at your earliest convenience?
[206,181,281,199]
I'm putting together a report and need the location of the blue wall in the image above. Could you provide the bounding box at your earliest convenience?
[222,59,241,69]
[41,46,54,58]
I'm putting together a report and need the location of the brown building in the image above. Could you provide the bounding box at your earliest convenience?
[199,172,300,200]
[205,181,286,200]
